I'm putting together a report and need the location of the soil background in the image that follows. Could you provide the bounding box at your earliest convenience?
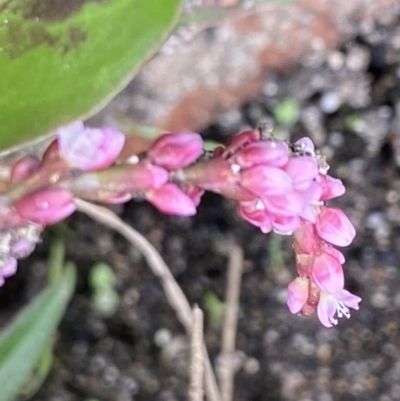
[2,5,400,401]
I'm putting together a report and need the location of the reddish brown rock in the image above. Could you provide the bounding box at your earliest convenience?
[93,0,399,133]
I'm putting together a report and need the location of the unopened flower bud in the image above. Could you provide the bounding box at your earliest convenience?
[15,189,76,225]
[241,165,292,196]
[10,156,41,183]
[57,121,125,170]
[146,183,197,216]
[315,207,356,247]
[223,130,260,157]
[319,174,346,200]
[237,202,272,233]
[231,140,289,168]
[148,133,203,170]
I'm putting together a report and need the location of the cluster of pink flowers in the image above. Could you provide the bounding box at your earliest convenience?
[0,122,360,327]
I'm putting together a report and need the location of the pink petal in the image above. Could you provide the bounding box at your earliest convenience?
[319,174,346,200]
[264,191,304,216]
[295,137,315,153]
[241,165,292,196]
[315,207,356,247]
[148,133,203,170]
[2,259,17,278]
[287,278,309,314]
[231,140,289,168]
[317,293,337,327]
[334,289,362,310]
[312,252,344,294]
[58,121,125,170]
[223,130,260,157]
[237,203,272,233]
[15,189,76,225]
[146,183,197,216]
[10,156,41,183]
[272,214,300,235]
[284,156,319,191]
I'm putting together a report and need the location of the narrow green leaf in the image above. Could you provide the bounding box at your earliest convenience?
[0,0,182,150]
[0,264,76,401]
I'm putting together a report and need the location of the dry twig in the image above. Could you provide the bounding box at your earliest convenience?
[189,305,204,401]
[218,242,244,401]
[75,199,221,401]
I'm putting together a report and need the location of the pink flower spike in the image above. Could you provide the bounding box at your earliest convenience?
[10,156,41,183]
[287,277,309,314]
[148,133,203,170]
[146,183,197,216]
[241,165,292,196]
[320,174,346,200]
[15,189,76,225]
[315,207,356,247]
[312,251,344,294]
[284,156,319,191]
[57,121,125,170]
[317,290,361,328]
[231,140,289,168]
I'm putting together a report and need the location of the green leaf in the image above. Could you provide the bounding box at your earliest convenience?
[0,264,76,401]
[0,0,182,150]
[274,98,300,127]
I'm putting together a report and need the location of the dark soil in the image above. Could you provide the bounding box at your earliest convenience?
[3,7,400,401]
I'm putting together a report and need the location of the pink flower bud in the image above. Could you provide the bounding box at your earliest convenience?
[237,202,272,233]
[2,259,17,278]
[10,156,41,183]
[148,133,203,170]
[319,174,346,200]
[287,277,309,314]
[231,140,289,168]
[272,214,300,235]
[57,121,125,170]
[15,189,76,225]
[241,165,292,196]
[315,207,356,247]
[294,137,315,154]
[311,251,344,294]
[180,183,204,206]
[263,191,304,216]
[223,130,260,157]
[146,183,197,216]
[284,156,319,191]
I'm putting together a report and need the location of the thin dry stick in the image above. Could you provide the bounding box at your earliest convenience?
[189,305,204,401]
[218,242,244,401]
[75,199,221,401]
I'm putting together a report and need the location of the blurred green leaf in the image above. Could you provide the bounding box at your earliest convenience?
[274,98,300,127]
[89,263,119,318]
[89,262,117,290]
[0,0,182,150]
[202,290,224,326]
[16,340,53,400]
[0,264,76,401]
